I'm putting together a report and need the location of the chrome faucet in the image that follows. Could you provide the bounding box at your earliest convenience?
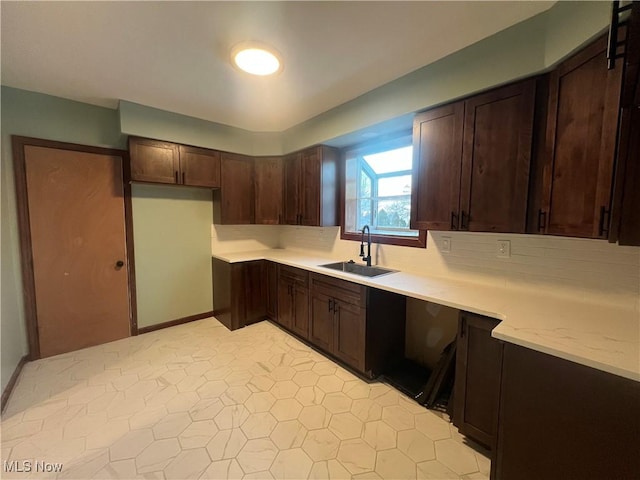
[360,225,372,267]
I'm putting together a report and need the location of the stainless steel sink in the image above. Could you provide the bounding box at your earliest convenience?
[319,261,397,278]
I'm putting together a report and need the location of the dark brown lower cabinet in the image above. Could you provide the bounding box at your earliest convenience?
[266,261,277,320]
[212,258,266,330]
[276,265,309,338]
[309,274,405,378]
[493,343,640,480]
[453,312,503,449]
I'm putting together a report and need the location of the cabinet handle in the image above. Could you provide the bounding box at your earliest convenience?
[297,214,302,225]
[460,211,469,230]
[328,299,333,313]
[174,171,179,183]
[278,214,282,225]
[598,206,610,237]
[537,209,547,232]
[450,211,459,230]
[182,171,186,184]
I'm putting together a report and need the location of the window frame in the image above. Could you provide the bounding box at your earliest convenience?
[339,134,426,248]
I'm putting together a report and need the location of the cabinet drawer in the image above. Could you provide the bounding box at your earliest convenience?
[310,273,365,307]
[278,264,309,287]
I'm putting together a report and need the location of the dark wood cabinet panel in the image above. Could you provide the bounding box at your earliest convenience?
[310,291,334,351]
[277,278,293,331]
[283,147,338,226]
[266,261,277,320]
[243,261,267,326]
[179,145,221,188]
[460,80,535,233]
[276,265,309,336]
[301,148,321,226]
[283,153,302,225]
[453,312,503,449]
[611,3,640,245]
[410,79,534,233]
[129,137,180,184]
[255,156,283,225]
[494,343,640,480]
[212,258,266,331]
[218,153,255,224]
[411,102,464,231]
[542,35,623,238]
[333,301,365,372]
[291,284,310,339]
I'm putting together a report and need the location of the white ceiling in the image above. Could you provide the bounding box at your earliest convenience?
[1,1,554,132]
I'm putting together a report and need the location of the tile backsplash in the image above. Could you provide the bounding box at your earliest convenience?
[214,224,640,310]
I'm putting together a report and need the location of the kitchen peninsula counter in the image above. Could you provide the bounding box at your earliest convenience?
[212,249,640,382]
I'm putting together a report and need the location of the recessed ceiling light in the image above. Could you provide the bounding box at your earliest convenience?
[231,42,282,76]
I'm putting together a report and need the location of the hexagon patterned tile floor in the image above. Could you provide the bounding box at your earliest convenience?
[0,318,490,479]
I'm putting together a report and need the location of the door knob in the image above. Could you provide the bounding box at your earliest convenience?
[115,260,125,269]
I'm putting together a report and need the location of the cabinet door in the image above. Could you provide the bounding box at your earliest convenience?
[266,261,277,320]
[255,156,283,225]
[243,261,266,326]
[460,80,535,233]
[309,291,334,352]
[129,137,180,184]
[220,153,254,224]
[179,145,221,188]
[300,147,321,226]
[411,102,464,231]
[290,285,310,339]
[333,300,366,372]
[495,344,640,480]
[283,153,302,225]
[276,278,293,330]
[453,312,503,448]
[543,36,623,238]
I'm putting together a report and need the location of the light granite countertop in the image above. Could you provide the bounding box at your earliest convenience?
[212,249,640,382]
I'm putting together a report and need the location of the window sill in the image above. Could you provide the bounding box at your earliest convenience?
[340,229,427,248]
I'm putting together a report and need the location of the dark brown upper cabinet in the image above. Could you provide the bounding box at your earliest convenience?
[411,102,464,231]
[128,137,221,188]
[283,146,339,227]
[411,79,535,233]
[254,156,283,225]
[215,152,254,224]
[178,145,221,188]
[461,80,535,233]
[539,35,623,239]
[610,3,640,246]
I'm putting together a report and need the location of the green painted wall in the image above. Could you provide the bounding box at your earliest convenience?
[0,86,125,392]
[119,101,283,156]
[131,185,213,328]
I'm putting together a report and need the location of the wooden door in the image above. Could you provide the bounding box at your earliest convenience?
[460,80,535,233]
[254,156,283,225]
[333,300,365,372]
[179,145,221,188]
[411,102,464,231]
[543,36,623,238]
[309,291,333,352]
[220,152,254,224]
[300,147,321,226]
[129,137,180,184]
[283,153,301,224]
[453,312,503,448]
[23,145,131,358]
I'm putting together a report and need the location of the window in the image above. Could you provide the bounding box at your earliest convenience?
[342,134,426,247]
